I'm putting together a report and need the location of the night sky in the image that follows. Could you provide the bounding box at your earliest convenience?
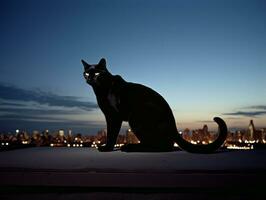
[0,0,266,134]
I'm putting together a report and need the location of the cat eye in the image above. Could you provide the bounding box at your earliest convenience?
[95,72,100,76]
[84,72,90,78]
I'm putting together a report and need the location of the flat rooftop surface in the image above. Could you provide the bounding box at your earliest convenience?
[1,147,266,199]
[1,147,266,171]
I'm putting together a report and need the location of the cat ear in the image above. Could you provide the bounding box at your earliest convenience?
[81,59,91,70]
[98,58,106,69]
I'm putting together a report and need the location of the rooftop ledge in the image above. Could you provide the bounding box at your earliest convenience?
[1,147,266,189]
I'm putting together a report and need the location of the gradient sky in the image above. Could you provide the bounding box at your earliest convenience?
[0,0,266,134]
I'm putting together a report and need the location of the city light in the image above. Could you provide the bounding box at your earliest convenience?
[114,144,124,148]
[244,140,256,144]
[1,120,266,151]
[190,140,197,145]
[227,145,254,150]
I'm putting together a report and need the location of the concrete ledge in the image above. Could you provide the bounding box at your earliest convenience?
[1,148,266,189]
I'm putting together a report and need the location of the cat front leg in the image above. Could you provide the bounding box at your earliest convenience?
[98,116,122,152]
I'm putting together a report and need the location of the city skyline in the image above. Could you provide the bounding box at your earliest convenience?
[1,0,266,133]
[1,119,266,152]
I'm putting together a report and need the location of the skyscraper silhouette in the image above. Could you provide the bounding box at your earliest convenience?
[248,120,256,141]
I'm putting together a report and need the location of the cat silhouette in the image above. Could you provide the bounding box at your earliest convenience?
[82,58,227,153]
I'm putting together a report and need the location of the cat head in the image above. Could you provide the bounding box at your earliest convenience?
[81,58,111,87]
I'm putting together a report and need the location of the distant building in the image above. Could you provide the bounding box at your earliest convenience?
[117,134,127,144]
[32,130,42,146]
[66,129,73,143]
[126,129,139,144]
[41,130,51,146]
[68,129,72,137]
[97,129,107,144]
[182,128,191,142]
[247,120,255,140]
[190,125,212,144]
[58,129,65,137]
[245,120,264,142]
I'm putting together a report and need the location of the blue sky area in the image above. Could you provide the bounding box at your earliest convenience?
[0,0,266,134]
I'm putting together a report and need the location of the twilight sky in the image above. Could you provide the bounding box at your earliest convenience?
[0,0,266,134]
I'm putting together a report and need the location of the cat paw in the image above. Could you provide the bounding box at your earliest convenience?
[120,144,137,152]
[120,144,129,152]
[98,145,114,152]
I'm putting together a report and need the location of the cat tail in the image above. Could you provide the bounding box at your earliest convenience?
[175,117,228,153]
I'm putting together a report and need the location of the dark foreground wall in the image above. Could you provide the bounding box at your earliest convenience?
[1,148,266,199]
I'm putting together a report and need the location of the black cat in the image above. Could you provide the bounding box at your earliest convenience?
[82,58,227,153]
